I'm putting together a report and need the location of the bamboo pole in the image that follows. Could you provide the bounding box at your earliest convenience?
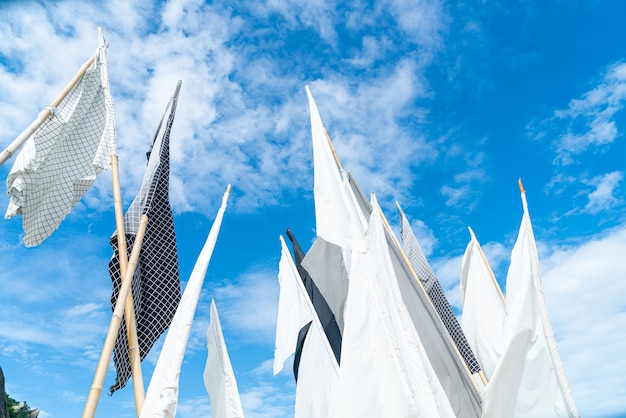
[0,54,96,167]
[111,155,145,415]
[83,214,149,418]
[323,128,344,172]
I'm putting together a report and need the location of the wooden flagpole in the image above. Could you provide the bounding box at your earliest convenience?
[100,23,145,416]
[111,154,145,415]
[83,214,149,418]
[0,54,95,167]
[324,128,344,172]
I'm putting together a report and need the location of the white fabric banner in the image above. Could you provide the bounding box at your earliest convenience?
[273,235,314,375]
[274,235,339,418]
[306,86,358,251]
[204,300,245,418]
[139,187,230,418]
[334,195,455,418]
[460,227,506,380]
[5,31,116,247]
[483,192,579,418]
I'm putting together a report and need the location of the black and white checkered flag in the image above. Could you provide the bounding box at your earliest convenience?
[398,204,482,375]
[108,81,182,394]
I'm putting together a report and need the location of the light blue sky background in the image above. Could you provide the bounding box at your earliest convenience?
[1,0,625,417]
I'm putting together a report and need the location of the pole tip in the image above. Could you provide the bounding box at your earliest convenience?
[518,178,525,193]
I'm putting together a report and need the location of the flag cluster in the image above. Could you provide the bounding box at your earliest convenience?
[2,31,241,418]
[273,86,580,418]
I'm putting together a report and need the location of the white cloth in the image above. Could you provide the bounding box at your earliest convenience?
[274,235,339,418]
[204,300,245,418]
[5,31,116,246]
[483,192,579,418]
[460,227,506,380]
[334,195,455,418]
[306,86,360,252]
[139,187,230,418]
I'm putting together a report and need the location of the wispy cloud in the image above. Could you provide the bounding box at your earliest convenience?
[1,0,453,220]
[581,171,623,215]
[531,61,626,165]
[210,267,279,345]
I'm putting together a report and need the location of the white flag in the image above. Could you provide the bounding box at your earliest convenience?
[334,195,455,418]
[139,186,230,418]
[274,235,339,418]
[273,235,315,375]
[306,85,363,252]
[459,227,506,380]
[204,300,245,418]
[5,31,116,247]
[483,192,579,418]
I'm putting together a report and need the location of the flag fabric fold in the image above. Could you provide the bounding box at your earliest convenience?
[459,227,506,380]
[5,31,116,247]
[204,300,245,418]
[347,173,483,417]
[140,185,231,417]
[286,229,342,365]
[398,203,482,376]
[334,195,455,418]
[108,81,182,394]
[483,191,579,418]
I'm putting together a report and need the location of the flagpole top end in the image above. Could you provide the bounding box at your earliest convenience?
[518,178,525,193]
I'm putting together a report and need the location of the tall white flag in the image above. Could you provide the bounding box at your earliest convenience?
[460,227,506,380]
[204,300,245,418]
[5,30,116,247]
[139,186,230,418]
[334,195,455,418]
[306,85,364,252]
[483,191,579,418]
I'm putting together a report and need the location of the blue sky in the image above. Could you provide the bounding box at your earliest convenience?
[1,0,625,416]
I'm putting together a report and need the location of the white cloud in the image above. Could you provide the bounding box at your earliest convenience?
[582,171,623,215]
[534,61,626,165]
[539,226,626,417]
[210,267,279,345]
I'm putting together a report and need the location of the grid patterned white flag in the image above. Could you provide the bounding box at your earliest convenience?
[108,82,181,394]
[4,31,116,247]
[398,203,482,375]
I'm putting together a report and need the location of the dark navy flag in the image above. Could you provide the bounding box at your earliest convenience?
[108,82,182,394]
